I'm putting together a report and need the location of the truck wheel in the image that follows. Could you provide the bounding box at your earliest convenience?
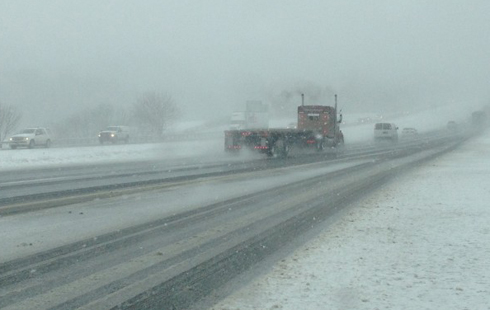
[45,140,51,148]
[317,140,325,152]
[267,142,278,157]
[283,144,290,157]
[28,140,35,149]
[10,145,17,149]
[268,139,288,158]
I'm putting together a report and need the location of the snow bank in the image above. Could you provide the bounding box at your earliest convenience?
[212,132,490,310]
[0,139,225,171]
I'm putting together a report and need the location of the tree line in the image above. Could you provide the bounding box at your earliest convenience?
[1,92,179,144]
[0,102,22,143]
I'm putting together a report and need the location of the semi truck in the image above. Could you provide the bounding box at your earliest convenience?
[229,100,269,130]
[229,111,269,130]
[225,95,344,157]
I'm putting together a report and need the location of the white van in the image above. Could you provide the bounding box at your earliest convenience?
[374,123,398,142]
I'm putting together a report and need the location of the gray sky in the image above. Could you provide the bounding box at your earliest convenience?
[1,0,490,124]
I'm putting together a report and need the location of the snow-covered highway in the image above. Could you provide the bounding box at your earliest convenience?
[211,131,490,310]
[0,128,467,309]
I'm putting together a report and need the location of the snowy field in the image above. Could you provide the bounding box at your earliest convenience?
[0,139,226,171]
[211,131,490,310]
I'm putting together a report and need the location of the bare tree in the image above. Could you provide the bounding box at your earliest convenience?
[0,102,22,145]
[52,103,125,140]
[133,92,178,137]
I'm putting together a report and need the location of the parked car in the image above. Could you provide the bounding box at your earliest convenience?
[98,126,130,144]
[9,127,52,149]
[374,123,398,142]
[401,127,418,139]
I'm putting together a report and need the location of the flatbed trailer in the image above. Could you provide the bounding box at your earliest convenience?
[225,100,344,157]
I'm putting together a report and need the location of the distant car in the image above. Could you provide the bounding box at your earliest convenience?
[374,123,398,142]
[401,127,418,139]
[9,127,52,149]
[98,126,130,144]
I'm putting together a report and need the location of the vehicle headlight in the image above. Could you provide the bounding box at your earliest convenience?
[9,138,12,141]
[25,137,29,141]
[98,134,101,137]
[111,133,115,137]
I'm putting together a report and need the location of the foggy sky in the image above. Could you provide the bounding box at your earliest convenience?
[1,0,490,125]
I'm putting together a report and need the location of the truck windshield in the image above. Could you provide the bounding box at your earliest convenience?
[307,114,320,121]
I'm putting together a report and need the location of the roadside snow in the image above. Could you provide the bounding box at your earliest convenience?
[0,139,224,171]
[212,132,490,310]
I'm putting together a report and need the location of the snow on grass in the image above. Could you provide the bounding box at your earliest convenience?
[0,139,226,171]
[212,132,490,310]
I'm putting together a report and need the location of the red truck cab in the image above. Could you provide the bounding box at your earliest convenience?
[298,105,337,138]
